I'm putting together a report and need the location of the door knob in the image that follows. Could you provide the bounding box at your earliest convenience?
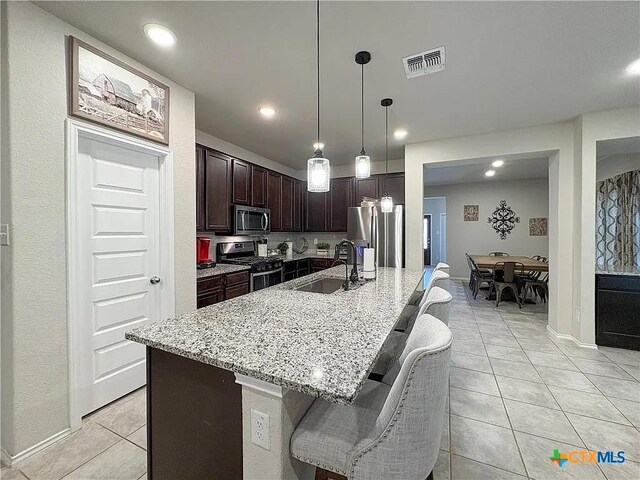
[150,276,161,285]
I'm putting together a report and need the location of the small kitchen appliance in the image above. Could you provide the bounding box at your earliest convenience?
[218,241,283,292]
[233,205,271,236]
[196,236,215,269]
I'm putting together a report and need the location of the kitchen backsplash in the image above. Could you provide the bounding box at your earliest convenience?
[196,232,348,260]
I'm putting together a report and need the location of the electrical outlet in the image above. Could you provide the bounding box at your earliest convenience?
[0,224,10,246]
[314,238,318,245]
[250,409,270,450]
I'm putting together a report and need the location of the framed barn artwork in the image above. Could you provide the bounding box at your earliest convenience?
[68,36,170,144]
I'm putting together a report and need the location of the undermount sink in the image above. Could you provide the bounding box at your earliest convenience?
[294,277,345,294]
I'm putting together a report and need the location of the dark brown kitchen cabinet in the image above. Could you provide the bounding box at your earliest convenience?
[196,145,205,230]
[267,171,282,231]
[305,191,328,232]
[281,176,294,231]
[311,258,333,272]
[354,177,378,205]
[232,159,251,205]
[379,173,405,205]
[204,150,232,232]
[293,180,304,232]
[197,271,250,308]
[328,177,353,232]
[251,165,267,207]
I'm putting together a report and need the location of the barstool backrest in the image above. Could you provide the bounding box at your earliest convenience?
[418,270,449,309]
[354,315,451,479]
[415,286,453,326]
[433,262,450,274]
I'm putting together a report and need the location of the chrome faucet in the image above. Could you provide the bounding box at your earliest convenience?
[332,239,359,291]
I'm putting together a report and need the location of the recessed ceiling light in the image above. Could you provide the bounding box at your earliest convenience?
[393,129,408,140]
[143,24,176,48]
[313,142,325,149]
[485,170,496,177]
[258,105,277,118]
[626,58,640,76]
[492,159,504,168]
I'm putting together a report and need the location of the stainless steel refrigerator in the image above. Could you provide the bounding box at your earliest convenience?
[347,203,404,268]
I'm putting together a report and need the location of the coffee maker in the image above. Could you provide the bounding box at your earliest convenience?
[196,237,215,269]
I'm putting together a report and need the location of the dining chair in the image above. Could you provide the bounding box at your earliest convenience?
[466,254,493,299]
[291,315,452,480]
[488,261,525,308]
[520,258,549,303]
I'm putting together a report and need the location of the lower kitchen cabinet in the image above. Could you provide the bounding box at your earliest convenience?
[197,271,250,308]
[596,274,640,350]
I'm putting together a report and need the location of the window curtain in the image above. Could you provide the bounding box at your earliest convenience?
[596,170,640,267]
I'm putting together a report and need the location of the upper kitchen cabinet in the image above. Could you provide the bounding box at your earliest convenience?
[379,173,406,204]
[204,149,233,232]
[196,145,205,231]
[354,177,378,205]
[327,177,353,232]
[267,171,282,231]
[293,180,304,232]
[250,165,267,207]
[305,190,328,232]
[281,176,294,232]
[232,159,251,205]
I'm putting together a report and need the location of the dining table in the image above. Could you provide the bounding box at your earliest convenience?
[471,255,549,272]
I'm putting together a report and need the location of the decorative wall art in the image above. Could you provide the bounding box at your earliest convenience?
[487,200,520,240]
[464,205,479,222]
[529,217,548,236]
[69,36,170,144]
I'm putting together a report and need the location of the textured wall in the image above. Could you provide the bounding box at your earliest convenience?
[1,1,195,456]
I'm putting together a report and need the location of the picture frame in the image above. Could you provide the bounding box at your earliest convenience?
[464,205,479,222]
[68,36,170,145]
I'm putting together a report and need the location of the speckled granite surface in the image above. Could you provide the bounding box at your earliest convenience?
[596,265,640,277]
[127,266,424,404]
[197,264,250,279]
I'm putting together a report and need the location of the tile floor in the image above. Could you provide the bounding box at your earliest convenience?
[2,280,638,480]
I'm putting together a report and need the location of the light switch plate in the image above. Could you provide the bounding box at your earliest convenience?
[0,224,9,246]
[250,409,270,450]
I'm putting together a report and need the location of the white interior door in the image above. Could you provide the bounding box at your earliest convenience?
[74,131,164,416]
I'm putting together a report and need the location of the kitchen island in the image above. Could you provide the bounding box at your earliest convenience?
[126,266,425,480]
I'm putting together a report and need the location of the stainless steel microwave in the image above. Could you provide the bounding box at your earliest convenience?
[234,205,270,236]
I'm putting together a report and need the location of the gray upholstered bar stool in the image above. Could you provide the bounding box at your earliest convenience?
[372,287,452,376]
[433,262,450,274]
[291,315,452,480]
[408,263,449,305]
[398,270,450,328]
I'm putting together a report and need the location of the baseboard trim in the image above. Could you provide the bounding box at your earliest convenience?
[2,428,71,466]
[546,325,598,349]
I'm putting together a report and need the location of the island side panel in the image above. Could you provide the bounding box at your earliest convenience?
[147,347,243,479]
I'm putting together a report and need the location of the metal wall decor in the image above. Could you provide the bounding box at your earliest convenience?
[487,200,520,239]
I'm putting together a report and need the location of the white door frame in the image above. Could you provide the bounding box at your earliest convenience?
[66,118,175,430]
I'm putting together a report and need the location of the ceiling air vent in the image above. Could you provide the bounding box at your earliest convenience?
[402,46,445,79]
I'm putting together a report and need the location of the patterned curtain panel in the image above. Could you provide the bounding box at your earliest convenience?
[596,170,640,267]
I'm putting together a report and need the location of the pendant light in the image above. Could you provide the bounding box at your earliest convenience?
[380,98,394,213]
[354,51,371,179]
[307,0,330,192]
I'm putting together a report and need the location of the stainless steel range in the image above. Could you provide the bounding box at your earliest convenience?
[217,241,284,292]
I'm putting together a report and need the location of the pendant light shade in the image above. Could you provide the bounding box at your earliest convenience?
[354,51,371,179]
[307,0,330,192]
[380,98,394,213]
[308,153,330,192]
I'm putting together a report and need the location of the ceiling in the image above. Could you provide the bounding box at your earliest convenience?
[424,155,549,187]
[37,1,640,169]
[597,136,640,159]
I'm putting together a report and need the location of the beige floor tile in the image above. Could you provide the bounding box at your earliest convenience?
[0,466,28,480]
[567,413,640,463]
[450,454,525,479]
[19,423,120,480]
[126,426,147,450]
[548,386,631,425]
[450,367,500,396]
[587,374,640,402]
[433,449,450,480]
[450,387,510,427]
[62,440,146,480]
[599,459,640,480]
[91,391,146,437]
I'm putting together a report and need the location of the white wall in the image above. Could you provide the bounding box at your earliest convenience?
[596,153,639,181]
[405,121,575,343]
[424,179,549,278]
[423,197,446,266]
[1,1,195,459]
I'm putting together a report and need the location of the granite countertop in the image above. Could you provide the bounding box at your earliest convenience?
[126,266,425,404]
[282,252,334,262]
[596,265,640,277]
[197,264,250,279]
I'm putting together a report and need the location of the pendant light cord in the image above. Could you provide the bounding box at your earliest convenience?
[361,64,365,152]
[385,105,389,177]
[316,0,320,146]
